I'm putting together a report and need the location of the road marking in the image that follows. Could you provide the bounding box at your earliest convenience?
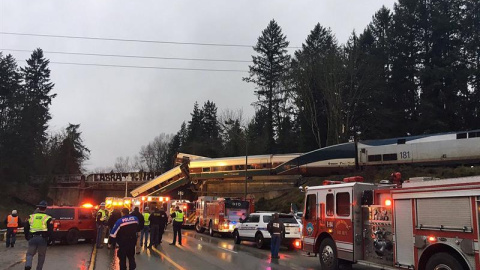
[217,246,238,253]
[152,247,187,270]
[88,245,97,270]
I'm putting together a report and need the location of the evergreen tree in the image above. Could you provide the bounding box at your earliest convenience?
[244,19,291,152]
[54,124,90,174]
[200,101,222,157]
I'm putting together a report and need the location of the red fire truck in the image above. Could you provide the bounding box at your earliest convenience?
[195,196,251,237]
[301,175,480,270]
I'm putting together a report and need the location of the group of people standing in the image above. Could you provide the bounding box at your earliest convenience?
[4,200,54,270]
[95,203,185,270]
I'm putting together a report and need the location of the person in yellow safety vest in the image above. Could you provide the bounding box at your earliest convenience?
[140,207,151,248]
[24,200,53,270]
[4,210,22,248]
[169,206,184,246]
[96,202,107,248]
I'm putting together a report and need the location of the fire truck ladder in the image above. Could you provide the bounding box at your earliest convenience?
[130,159,191,197]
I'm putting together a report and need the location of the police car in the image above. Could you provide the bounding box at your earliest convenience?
[233,212,302,249]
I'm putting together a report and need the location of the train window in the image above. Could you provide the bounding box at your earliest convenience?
[336,193,350,217]
[383,153,398,161]
[202,167,211,172]
[457,133,467,139]
[304,194,316,220]
[368,155,381,162]
[397,139,406,144]
[469,132,479,138]
[326,194,334,216]
[235,165,245,170]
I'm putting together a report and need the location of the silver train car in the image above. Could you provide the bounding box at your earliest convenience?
[358,129,480,166]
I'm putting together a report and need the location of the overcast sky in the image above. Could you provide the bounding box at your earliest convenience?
[0,0,397,171]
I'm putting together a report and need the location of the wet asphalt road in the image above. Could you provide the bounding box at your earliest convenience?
[1,230,372,270]
[0,239,92,270]
[96,228,320,270]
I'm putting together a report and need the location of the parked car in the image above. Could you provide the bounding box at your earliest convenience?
[233,212,302,249]
[45,205,96,245]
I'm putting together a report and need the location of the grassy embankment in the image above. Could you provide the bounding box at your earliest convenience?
[256,165,480,213]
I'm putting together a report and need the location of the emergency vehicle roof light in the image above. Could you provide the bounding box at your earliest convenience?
[159,197,164,202]
[148,197,152,202]
[142,197,145,201]
[165,197,169,201]
[82,203,93,208]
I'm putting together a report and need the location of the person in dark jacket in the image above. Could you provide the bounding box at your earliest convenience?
[4,210,22,248]
[267,213,285,259]
[169,206,184,246]
[130,207,144,254]
[148,205,168,248]
[107,208,122,249]
[110,208,139,270]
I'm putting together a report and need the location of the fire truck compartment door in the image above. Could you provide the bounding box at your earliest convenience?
[394,199,414,266]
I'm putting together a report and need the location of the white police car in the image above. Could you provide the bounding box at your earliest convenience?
[233,212,302,249]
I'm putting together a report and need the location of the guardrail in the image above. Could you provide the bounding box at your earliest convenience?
[0,228,24,241]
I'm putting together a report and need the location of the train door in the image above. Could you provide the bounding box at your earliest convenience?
[303,191,320,252]
[332,187,354,261]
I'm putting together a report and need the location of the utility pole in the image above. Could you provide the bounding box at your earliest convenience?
[244,134,248,200]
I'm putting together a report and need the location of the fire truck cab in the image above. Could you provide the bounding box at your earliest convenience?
[302,176,480,270]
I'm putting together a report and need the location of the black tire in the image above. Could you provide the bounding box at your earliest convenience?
[255,233,265,249]
[66,229,79,245]
[209,221,214,237]
[195,220,205,233]
[319,238,338,270]
[233,230,241,244]
[425,252,464,270]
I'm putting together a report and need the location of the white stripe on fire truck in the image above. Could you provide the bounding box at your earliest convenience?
[303,237,315,244]
[336,241,353,251]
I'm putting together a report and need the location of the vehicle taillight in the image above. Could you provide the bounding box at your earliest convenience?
[294,239,302,249]
[54,222,60,229]
[223,222,229,229]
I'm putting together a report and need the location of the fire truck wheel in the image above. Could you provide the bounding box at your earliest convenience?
[209,221,214,236]
[255,233,265,249]
[195,221,205,233]
[425,252,463,270]
[66,229,79,245]
[319,238,338,270]
[233,230,241,244]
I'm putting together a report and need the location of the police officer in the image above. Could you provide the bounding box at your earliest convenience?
[4,210,22,248]
[140,207,150,248]
[110,208,139,270]
[96,202,107,248]
[24,201,53,270]
[148,206,168,248]
[267,213,285,259]
[169,206,184,246]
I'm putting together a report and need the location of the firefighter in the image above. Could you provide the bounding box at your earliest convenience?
[169,206,184,246]
[110,208,139,270]
[267,213,285,259]
[148,206,168,248]
[96,202,107,248]
[130,207,144,254]
[4,210,22,248]
[140,207,150,248]
[24,201,53,270]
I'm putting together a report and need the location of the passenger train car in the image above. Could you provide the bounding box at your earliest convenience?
[358,129,480,166]
[132,130,480,197]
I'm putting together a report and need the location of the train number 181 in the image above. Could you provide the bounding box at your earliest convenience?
[400,151,411,159]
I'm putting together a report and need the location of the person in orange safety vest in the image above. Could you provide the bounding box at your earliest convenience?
[4,210,22,248]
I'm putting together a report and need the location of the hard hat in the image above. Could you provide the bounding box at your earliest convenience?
[12,210,17,215]
[100,202,106,207]
[36,201,48,208]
